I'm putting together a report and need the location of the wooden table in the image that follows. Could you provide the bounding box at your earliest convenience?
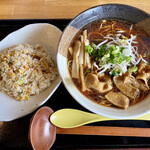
[0,0,150,19]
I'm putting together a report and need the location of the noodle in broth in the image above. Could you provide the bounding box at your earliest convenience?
[68,19,150,109]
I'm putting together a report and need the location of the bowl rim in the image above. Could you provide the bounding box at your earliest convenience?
[60,3,150,40]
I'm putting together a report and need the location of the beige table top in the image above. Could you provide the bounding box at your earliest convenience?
[0,0,150,19]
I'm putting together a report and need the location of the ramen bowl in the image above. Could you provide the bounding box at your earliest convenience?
[57,4,150,119]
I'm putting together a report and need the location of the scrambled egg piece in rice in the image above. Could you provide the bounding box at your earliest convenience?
[0,44,58,101]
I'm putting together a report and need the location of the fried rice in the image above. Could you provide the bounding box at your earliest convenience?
[0,44,58,100]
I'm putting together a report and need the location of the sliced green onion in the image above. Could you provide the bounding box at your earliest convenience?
[17,78,24,85]
[85,45,94,55]
[128,66,138,73]
[112,68,123,76]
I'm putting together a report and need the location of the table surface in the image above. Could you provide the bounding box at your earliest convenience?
[1,0,150,149]
[0,0,150,19]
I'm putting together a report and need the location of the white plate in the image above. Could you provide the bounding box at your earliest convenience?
[0,23,62,121]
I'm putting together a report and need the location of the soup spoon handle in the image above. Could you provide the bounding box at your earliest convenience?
[50,109,115,128]
[50,109,150,128]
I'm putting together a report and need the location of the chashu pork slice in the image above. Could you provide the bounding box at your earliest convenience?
[136,62,150,89]
[85,73,112,93]
[113,75,139,99]
[123,71,148,92]
[105,91,129,109]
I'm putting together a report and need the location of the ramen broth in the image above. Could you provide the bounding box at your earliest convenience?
[68,19,150,109]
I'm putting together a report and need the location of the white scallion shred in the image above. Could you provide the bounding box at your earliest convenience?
[96,39,108,49]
